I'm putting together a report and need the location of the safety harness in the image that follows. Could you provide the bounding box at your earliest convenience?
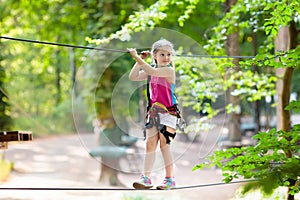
[144,76,185,144]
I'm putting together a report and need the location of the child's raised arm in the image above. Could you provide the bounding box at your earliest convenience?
[127,48,175,82]
[128,50,149,81]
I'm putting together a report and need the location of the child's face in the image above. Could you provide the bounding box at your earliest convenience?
[153,47,173,66]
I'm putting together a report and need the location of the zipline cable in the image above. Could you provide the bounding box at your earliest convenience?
[0,36,255,59]
[0,36,126,54]
[0,179,258,191]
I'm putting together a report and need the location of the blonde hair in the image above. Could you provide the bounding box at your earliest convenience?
[151,39,175,55]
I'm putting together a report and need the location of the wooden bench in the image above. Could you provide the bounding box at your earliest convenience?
[240,122,277,136]
[0,131,32,149]
[240,123,256,135]
[0,131,32,181]
[89,136,138,160]
[88,127,139,185]
[218,139,255,149]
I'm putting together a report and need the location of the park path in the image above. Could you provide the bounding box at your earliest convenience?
[0,126,243,200]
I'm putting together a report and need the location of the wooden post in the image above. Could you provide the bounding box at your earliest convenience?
[0,142,8,150]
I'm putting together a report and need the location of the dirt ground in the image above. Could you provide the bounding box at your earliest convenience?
[0,124,244,200]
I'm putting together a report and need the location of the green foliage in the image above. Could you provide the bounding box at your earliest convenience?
[87,0,169,44]
[0,8,13,130]
[205,0,300,54]
[176,0,200,27]
[87,0,202,45]
[193,124,300,196]
[240,46,300,70]
[176,57,223,115]
[1,0,153,134]
[263,1,300,37]
[226,70,277,102]
[0,42,12,130]
[0,0,88,134]
[285,100,300,113]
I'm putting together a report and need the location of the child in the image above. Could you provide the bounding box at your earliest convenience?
[127,39,178,190]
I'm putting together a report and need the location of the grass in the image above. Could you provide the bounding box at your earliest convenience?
[233,185,288,200]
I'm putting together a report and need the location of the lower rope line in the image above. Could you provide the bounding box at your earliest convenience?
[0,187,133,191]
[173,179,258,190]
[0,179,258,191]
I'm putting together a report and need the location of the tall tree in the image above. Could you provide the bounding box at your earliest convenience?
[274,21,299,200]
[81,0,163,185]
[0,1,13,130]
[224,0,241,142]
[0,40,12,130]
[193,0,300,199]
[275,25,296,132]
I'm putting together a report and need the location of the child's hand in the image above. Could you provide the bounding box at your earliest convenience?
[127,48,138,58]
[140,51,150,60]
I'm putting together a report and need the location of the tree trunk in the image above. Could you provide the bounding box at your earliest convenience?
[252,32,261,133]
[70,47,77,97]
[99,158,124,186]
[225,0,241,142]
[275,67,293,132]
[55,50,62,105]
[0,40,12,130]
[96,126,125,186]
[275,26,293,132]
[275,23,299,200]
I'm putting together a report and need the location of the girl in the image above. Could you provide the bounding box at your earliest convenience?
[127,39,178,190]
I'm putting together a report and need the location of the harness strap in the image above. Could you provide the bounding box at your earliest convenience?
[146,76,151,112]
[160,125,176,145]
[151,102,177,116]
